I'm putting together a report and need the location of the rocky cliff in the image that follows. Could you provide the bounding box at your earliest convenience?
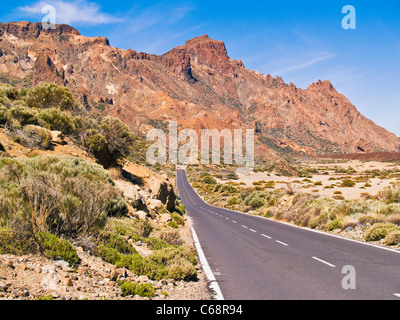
[1,21,399,155]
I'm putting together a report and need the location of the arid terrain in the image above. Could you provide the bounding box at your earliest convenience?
[1,20,400,300]
[233,159,400,200]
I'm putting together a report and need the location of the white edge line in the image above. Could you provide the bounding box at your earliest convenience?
[179,170,400,256]
[393,293,400,298]
[312,256,336,268]
[191,227,224,301]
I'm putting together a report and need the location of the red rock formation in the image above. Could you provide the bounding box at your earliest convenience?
[0,21,398,156]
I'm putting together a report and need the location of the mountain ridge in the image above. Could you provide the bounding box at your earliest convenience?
[0,21,399,156]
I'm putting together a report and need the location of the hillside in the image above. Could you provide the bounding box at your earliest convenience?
[0,82,211,300]
[0,21,399,157]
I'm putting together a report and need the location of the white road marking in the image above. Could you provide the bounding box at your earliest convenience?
[393,293,400,299]
[261,234,272,239]
[249,229,257,233]
[191,227,224,300]
[242,225,248,229]
[225,217,230,220]
[232,220,237,224]
[276,240,288,246]
[312,256,336,268]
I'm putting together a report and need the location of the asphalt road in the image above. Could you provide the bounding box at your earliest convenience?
[176,170,400,300]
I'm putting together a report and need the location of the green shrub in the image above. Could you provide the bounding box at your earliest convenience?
[167,221,179,229]
[38,108,76,134]
[120,281,138,296]
[128,254,166,280]
[328,219,342,231]
[8,105,38,126]
[340,179,356,188]
[201,176,217,185]
[0,228,30,255]
[36,232,79,265]
[0,106,8,125]
[25,83,76,110]
[84,129,106,154]
[385,231,400,246]
[170,212,185,226]
[0,84,20,101]
[120,281,155,297]
[365,223,399,242]
[264,181,275,189]
[96,244,121,265]
[167,263,197,281]
[219,184,237,194]
[227,196,240,206]
[244,192,265,209]
[101,117,134,159]
[143,237,170,250]
[135,283,155,298]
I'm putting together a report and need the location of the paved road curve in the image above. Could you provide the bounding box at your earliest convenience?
[176,170,400,300]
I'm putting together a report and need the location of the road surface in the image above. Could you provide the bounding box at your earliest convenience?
[176,170,400,300]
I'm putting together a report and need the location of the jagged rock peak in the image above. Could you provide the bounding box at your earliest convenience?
[308,79,335,91]
[0,21,81,38]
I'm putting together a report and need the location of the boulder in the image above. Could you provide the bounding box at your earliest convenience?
[147,177,177,211]
[147,198,163,210]
[50,131,64,145]
[136,210,148,220]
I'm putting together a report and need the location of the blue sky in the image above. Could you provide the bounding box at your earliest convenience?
[2,0,400,135]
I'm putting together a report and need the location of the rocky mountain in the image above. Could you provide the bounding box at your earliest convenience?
[1,21,399,156]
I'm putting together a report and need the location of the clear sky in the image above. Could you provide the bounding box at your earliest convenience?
[1,0,400,136]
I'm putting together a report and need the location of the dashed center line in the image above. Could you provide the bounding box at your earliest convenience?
[276,240,289,246]
[312,256,336,268]
[232,220,237,224]
[241,225,248,229]
[249,229,257,233]
[261,234,272,239]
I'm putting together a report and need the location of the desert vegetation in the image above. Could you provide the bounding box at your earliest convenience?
[0,83,201,300]
[187,163,400,247]
[0,83,139,168]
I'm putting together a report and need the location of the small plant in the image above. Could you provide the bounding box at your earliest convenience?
[364,223,399,242]
[36,232,79,265]
[120,281,155,297]
[170,212,185,226]
[385,231,400,246]
[135,283,155,298]
[201,175,217,185]
[340,179,356,188]
[120,281,138,296]
[328,219,342,231]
